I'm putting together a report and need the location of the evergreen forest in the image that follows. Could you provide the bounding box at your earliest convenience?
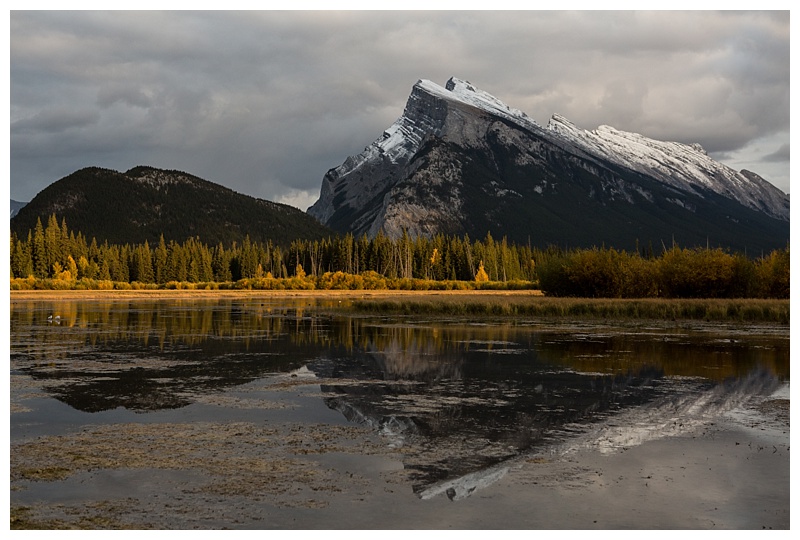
[9,214,789,299]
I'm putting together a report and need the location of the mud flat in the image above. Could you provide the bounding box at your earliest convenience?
[10,378,789,530]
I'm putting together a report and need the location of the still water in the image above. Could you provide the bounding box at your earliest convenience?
[9,296,790,525]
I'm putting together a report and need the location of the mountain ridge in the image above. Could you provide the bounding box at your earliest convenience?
[307,77,788,253]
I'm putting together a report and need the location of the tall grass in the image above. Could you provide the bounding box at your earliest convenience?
[349,297,790,324]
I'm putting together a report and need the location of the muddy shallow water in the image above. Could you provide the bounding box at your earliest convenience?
[9,296,790,529]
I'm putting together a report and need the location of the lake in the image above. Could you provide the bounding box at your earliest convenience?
[9,295,790,529]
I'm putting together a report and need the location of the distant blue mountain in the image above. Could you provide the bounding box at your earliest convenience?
[10,199,27,219]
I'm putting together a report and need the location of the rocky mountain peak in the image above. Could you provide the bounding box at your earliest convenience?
[307,77,788,253]
[689,143,708,155]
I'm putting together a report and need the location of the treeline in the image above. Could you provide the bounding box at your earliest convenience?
[9,215,789,298]
[535,245,789,299]
[9,215,534,287]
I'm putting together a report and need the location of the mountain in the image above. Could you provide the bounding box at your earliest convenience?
[308,77,789,253]
[10,199,27,219]
[10,166,333,246]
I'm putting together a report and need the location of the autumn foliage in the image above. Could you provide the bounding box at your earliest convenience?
[9,215,789,298]
[536,245,788,298]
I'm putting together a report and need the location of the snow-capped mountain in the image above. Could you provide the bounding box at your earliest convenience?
[546,114,788,221]
[308,77,789,253]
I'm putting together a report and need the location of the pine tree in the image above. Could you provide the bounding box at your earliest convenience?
[10,233,33,278]
[32,217,47,278]
[167,241,188,282]
[239,236,257,278]
[154,236,168,283]
[72,231,88,261]
[98,255,111,281]
[198,241,213,282]
[135,241,154,283]
[44,214,61,274]
[88,237,100,266]
[60,217,71,263]
[212,243,232,282]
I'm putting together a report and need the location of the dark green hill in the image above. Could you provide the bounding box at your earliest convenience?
[10,166,332,246]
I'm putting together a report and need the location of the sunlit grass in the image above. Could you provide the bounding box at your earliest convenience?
[9,284,788,324]
[348,296,790,324]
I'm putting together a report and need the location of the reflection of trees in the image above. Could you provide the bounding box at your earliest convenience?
[11,298,790,496]
[534,332,790,382]
[13,299,788,383]
[11,299,320,353]
[10,298,789,419]
[10,299,328,412]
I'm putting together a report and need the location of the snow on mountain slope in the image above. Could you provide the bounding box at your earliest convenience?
[308,77,547,227]
[546,114,789,221]
[417,78,542,133]
[308,77,789,248]
[414,78,788,221]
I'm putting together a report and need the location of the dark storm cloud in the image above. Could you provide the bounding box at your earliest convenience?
[10,10,791,208]
[762,143,790,163]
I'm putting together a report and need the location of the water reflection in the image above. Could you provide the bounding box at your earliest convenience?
[10,298,789,496]
[11,299,328,412]
[312,344,697,490]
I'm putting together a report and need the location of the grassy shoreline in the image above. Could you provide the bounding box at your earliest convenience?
[8,288,545,300]
[349,296,790,324]
[9,289,789,324]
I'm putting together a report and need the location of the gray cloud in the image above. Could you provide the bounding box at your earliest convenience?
[12,108,100,134]
[762,143,790,163]
[10,10,790,208]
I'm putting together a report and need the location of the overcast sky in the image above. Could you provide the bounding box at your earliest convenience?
[9,9,791,211]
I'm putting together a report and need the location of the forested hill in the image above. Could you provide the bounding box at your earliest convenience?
[10,166,333,246]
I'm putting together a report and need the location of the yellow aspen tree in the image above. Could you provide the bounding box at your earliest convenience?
[66,255,78,281]
[475,260,489,282]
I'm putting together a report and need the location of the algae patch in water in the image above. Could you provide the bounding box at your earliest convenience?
[11,419,391,518]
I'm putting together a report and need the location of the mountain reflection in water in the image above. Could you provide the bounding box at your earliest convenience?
[10,298,789,497]
[311,338,712,492]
